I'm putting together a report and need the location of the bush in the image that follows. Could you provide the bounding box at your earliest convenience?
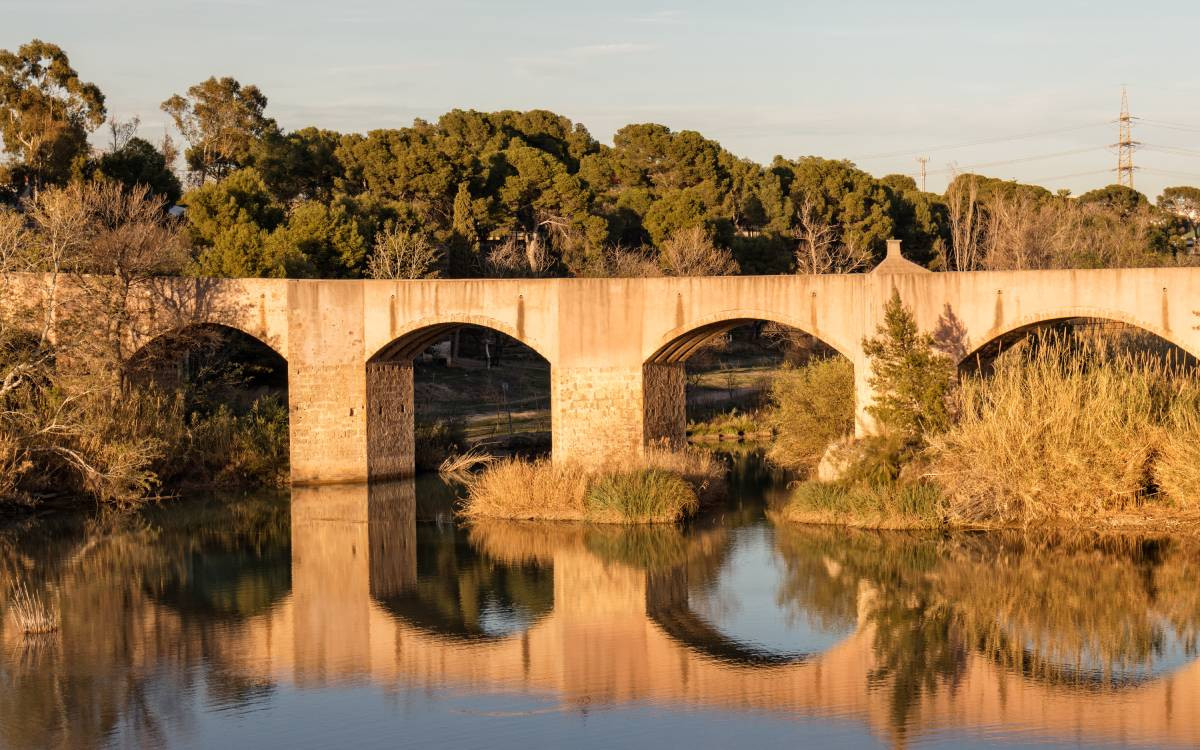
[585,469,698,523]
[185,396,290,487]
[415,418,466,471]
[768,357,855,471]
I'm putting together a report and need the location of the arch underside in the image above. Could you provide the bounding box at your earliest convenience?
[648,317,846,365]
[961,315,1199,370]
[648,319,761,364]
[131,321,287,364]
[371,323,468,362]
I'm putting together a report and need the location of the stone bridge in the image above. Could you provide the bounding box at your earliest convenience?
[26,241,1200,484]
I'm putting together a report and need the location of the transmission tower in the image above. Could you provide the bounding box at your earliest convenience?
[1114,87,1138,188]
[916,156,929,192]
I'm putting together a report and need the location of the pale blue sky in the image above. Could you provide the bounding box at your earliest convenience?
[4,0,1199,197]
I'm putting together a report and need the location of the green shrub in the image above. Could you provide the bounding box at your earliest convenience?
[861,289,955,443]
[768,357,855,471]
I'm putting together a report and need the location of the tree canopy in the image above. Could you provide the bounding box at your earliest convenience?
[2,39,1197,280]
[0,40,106,193]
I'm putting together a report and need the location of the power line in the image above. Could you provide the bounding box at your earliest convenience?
[926,146,1105,176]
[1025,168,1114,183]
[1140,167,1200,181]
[1141,143,1200,158]
[851,121,1110,161]
[1140,118,1200,134]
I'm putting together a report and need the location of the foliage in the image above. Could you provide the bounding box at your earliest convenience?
[94,136,182,204]
[161,76,276,184]
[768,357,855,471]
[414,418,466,472]
[0,181,289,504]
[367,227,444,279]
[657,225,739,276]
[0,40,106,192]
[1077,184,1149,216]
[862,290,954,443]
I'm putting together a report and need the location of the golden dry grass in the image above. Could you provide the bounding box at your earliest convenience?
[929,341,1169,525]
[6,581,59,634]
[460,445,723,524]
[1155,386,1200,508]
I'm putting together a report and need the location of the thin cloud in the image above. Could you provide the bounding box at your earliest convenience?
[629,10,686,25]
[566,42,656,58]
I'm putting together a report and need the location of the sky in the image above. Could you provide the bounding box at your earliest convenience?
[4,0,1200,198]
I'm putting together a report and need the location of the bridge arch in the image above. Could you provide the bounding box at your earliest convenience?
[129,321,287,367]
[960,309,1199,373]
[641,310,856,448]
[645,308,857,365]
[366,318,553,480]
[369,313,552,364]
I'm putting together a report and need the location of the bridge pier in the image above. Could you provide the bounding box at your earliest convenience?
[551,362,688,465]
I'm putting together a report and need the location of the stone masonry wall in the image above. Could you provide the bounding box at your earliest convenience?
[289,362,368,484]
[366,361,415,480]
[642,363,686,448]
[551,366,647,465]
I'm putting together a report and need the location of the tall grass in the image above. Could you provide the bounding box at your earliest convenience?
[1155,382,1200,507]
[930,338,1187,525]
[6,581,59,634]
[585,469,698,523]
[461,446,723,524]
[782,479,944,529]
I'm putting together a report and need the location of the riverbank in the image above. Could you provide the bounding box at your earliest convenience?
[777,489,1200,535]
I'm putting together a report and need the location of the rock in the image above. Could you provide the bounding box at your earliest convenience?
[816,436,862,482]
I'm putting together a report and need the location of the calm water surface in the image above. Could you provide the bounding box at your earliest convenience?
[3,453,1199,749]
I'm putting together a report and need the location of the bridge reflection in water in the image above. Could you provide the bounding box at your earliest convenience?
[4,481,1200,748]
[225,482,1200,747]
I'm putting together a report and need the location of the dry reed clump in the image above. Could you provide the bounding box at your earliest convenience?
[6,581,59,634]
[438,448,497,481]
[930,342,1165,525]
[460,446,723,524]
[1154,383,1200,507]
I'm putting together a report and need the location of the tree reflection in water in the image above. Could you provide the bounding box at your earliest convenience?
[373,521,554,640]
[0,494,291,749]
[771,523,1200,738]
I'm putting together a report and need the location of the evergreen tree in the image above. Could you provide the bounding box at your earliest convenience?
[862,290,954,443]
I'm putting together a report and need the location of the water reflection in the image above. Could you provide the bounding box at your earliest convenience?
[3,477,1200,748]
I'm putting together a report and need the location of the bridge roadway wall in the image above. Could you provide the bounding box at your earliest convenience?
[21,246,1199,483]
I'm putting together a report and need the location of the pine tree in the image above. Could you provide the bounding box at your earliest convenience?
[862,289,954,443]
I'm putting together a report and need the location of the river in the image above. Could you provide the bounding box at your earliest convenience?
[2,452,1197,749]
